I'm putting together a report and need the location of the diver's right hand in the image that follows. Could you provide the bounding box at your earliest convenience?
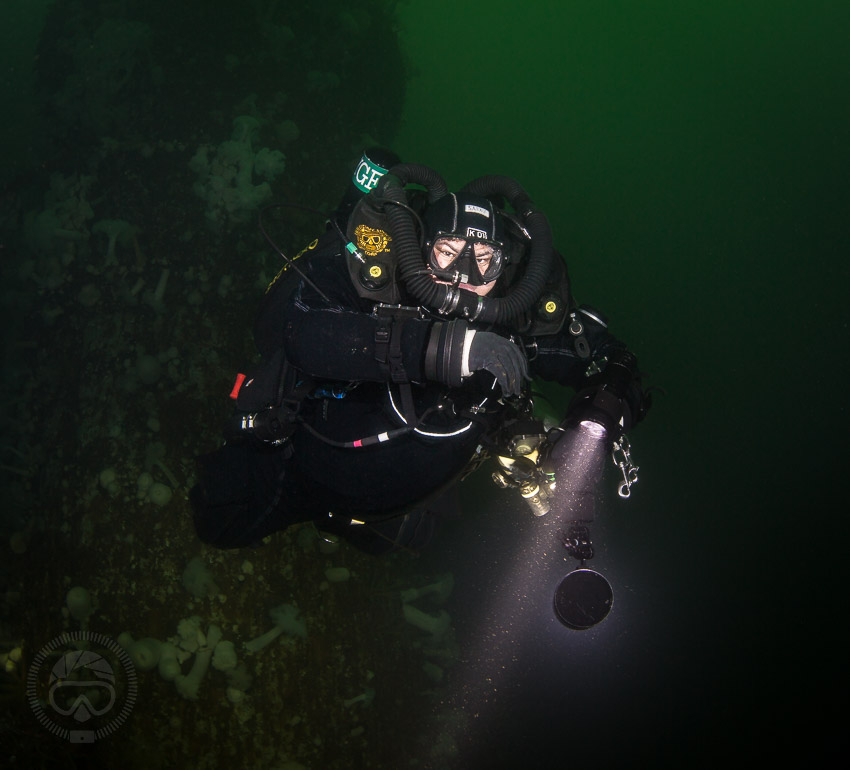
[466,331,529,397]
[425,320,529,397]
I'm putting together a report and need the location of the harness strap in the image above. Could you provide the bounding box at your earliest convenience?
[374,316,408,383]
[374,313,418,425]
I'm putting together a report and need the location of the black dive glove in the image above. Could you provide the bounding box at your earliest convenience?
[425,320,529,397]
[468,331,529,396]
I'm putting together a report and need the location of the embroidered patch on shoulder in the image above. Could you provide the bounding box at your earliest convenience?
[354,224,392,257]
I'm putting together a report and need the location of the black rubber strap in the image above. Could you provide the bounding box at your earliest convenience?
[387,318,408,384]
[374,316,410,384]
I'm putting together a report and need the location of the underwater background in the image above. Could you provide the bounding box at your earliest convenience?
[0,1,846,768]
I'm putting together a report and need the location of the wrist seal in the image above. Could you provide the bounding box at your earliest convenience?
[424,320,469,386]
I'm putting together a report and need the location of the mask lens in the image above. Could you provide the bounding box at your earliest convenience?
[430,236,504,285]
[431,237,463,269]
[473,243,502,281]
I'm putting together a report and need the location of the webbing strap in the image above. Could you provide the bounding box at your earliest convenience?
[374,316,418,425]
[374,316,408,384]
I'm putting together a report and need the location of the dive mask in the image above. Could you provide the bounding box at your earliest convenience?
[428,233,505,286]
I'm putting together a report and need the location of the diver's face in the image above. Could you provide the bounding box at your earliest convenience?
[431,237,497,296]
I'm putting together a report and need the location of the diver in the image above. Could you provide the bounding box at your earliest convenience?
[189,150,651,555]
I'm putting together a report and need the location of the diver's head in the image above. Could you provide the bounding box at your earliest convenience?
[424,193,506,297]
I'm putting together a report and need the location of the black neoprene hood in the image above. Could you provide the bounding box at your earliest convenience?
[424,192,505,246]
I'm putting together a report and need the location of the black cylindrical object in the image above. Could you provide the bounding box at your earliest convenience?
[564,348,639,439]
[553,569,614,630]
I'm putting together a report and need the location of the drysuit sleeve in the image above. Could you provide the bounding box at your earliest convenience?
[529,307,649,425]
[530,310,625,388]
[280,250,434,383]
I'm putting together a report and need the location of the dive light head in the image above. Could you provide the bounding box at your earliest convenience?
[564,349,640,442]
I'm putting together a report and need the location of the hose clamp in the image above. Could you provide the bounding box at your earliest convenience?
[438,286,461,316]
[468,297,485,321]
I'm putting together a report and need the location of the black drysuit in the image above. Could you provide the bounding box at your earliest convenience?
[191,230,633,552]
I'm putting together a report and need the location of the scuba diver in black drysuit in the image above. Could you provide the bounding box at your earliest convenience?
[190,150,651,557]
